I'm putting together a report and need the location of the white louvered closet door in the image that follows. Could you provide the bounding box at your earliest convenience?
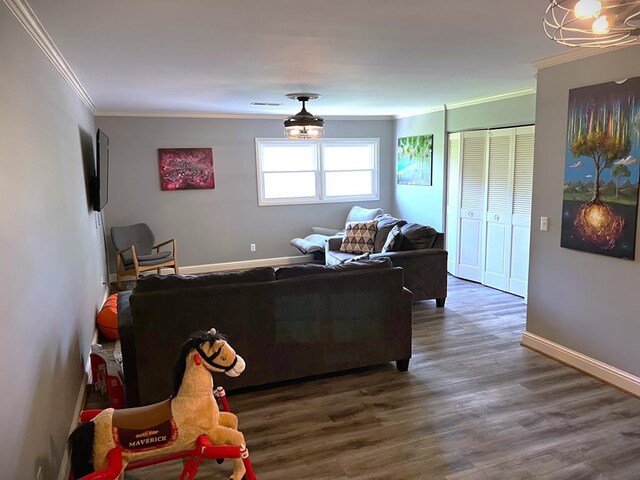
[509,126,535,297]
[484,129,514,292]
[457,130,487,282]
[447,126,535,297]
[446,133,462,275]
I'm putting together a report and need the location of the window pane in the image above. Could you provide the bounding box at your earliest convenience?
[323,145,373,171]
[264,172,317,199]
[262,145,317,172]
[325,171,373,197]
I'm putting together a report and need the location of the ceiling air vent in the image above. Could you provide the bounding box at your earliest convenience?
[250,102,282,106]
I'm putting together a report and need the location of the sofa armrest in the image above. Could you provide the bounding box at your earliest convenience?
[401,287,413,315]
[371,249,448,303]
[326,235,344,252]
[116,290,140,407]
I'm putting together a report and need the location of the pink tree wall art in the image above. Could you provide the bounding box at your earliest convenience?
[158,148,215,191]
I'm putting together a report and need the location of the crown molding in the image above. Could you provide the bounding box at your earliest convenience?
[3,0,96,113]
[95,110,394,121]
[393,89,536,120]
[445,88,536,110]
[394,106,445,120]
[532,44,633,70]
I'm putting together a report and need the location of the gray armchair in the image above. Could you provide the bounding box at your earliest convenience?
[111,223,178,289]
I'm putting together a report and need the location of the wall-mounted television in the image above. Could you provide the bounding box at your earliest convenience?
[92,129,109,211]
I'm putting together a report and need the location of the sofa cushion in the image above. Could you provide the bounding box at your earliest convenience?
[373,214,407,253]
[340,220,377,254]
[399,223,439,250]
[325,249,359,265]
[135,267,276,293]
[381,225,403,253]
[276,257,392,279]
[345,206,384,224]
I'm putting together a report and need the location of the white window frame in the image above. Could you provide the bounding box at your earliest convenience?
[255,138,380,206]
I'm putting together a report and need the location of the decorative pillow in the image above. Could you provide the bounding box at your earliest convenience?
[345,206,384,224]
[97,293,119,340]
[381,225,403,253]
[340,220,377,254]
[373,214,407,252]
[399,223,439,250]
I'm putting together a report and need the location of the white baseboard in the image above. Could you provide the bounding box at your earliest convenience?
[57,326,98,480]
[109,255,314,283]
[56,372,89,480]
[521,331,640,397]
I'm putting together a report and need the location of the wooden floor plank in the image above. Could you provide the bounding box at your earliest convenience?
[118,276,640,479]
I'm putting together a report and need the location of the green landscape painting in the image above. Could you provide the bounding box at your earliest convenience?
[397,134,433,186]
[561,76,640,260]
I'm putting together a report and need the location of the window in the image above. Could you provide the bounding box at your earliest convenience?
[255,138,379,206]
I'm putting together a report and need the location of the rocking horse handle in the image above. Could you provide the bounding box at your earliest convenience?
[214,386,231,412]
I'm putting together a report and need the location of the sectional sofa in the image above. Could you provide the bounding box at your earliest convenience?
[118,258,413,407]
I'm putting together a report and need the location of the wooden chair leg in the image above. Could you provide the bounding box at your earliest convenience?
[116,274,123,290]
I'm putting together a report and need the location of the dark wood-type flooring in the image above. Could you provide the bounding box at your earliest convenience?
[116,276,640,479]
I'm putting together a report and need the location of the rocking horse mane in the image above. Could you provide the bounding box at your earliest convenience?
[171,330,227,397]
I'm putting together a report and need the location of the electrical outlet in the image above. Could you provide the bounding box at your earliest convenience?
[36,467,43,480]
[250,244,256,252]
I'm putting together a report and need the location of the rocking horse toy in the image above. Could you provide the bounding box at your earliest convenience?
[68,329,256,480]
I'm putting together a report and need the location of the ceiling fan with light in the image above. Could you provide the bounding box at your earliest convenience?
[544,0,640,47]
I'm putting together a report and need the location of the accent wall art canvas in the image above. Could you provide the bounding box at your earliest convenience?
[561,76,640,260]
[158,148,215,191]
[397,134,433,186]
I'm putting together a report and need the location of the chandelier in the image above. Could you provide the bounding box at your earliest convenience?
[544,0,640,47]
[283,94,325,139]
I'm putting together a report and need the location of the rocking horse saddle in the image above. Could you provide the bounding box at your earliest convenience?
[111,399,177,452]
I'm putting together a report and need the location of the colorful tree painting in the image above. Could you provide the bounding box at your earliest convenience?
[397,135,433,186]
[561,77,640,259]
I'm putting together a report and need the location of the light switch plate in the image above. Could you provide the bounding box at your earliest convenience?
[540,216,549,231]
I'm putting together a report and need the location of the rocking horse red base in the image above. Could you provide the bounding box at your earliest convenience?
[68,330,258,480]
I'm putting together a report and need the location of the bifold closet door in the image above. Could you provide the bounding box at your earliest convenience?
[509,126,534,297]
[483,129,514,292]
[447,126,535,297]
[446,133,461,275]
[456,130,487,283]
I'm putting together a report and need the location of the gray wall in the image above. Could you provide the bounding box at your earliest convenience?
[447,94,536,132]
[96,116,394,267]
[0,6,107,480]
[394,110,446,230]
[392,94,536,232]
[527,45,640,376]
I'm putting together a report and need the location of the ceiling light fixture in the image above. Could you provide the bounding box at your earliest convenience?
[283,93,324,139]
[544,0,640,47]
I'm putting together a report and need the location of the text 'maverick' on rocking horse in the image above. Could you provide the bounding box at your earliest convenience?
[68,328,257,480]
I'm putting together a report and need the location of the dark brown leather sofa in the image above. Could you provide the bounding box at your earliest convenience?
[325,217,448,306]
[117,258,413,407]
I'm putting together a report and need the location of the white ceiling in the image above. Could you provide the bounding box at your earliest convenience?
[26,0,569,117]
